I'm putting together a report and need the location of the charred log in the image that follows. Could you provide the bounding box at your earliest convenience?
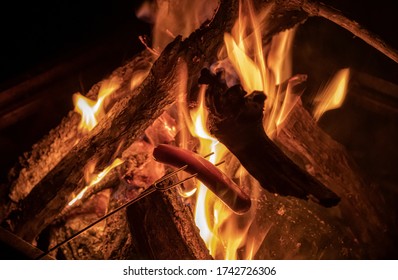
[126,184,211,260]
[251,99,390,259]
[199,68,340,207]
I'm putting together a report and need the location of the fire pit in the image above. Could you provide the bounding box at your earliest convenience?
[1,0,397,260]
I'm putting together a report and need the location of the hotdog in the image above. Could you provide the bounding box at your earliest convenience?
[153,144,251,214]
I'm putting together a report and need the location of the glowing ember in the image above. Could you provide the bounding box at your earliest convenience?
[73,77,121,132]
[313,68,350,121]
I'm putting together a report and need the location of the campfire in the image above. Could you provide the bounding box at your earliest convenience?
[1,0,397,260]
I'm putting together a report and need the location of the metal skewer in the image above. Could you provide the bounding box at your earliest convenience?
[36,152,220,259]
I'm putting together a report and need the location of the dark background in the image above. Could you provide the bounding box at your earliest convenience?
[0,0,397,87]
[0,0,148,86]
[0,0,149,178]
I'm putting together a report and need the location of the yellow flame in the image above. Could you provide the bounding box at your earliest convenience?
[187,86,227,256]
[223,0,267,94]
[183,86,261,260]
[73,77,120,132]
[221,1,297,137]
[313,68,350,121]
[266,29,295,86]
[224,33,264,92]
[137,0,219,52]
[68,158,124,206]
[184,0,301,259]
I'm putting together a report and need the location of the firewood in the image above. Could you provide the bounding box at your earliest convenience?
[251,100,390,259]
[5,0,246,243]
[3,0,395,215]
[273,102,391,256]
[126,183,212,260]
[300,1,398,63]
[7,38,185,242]
[48,152,211,259]
[4,0,397,244]
[0,59,144,224]
[0,50,153,221]
[199,68,340,207]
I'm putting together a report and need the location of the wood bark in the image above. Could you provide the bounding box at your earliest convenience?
[6,52,152,199]
[5,0,245,243]
[276,103,390,249]
[7,39,184,242]
[126,186,212,260]
[0,51,153,220]
[300,0,398,63]
[199,68,340,207]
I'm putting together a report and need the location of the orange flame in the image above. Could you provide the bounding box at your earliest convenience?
[223,1,267,94]
[313,68,350,121]
[188,86,229,257]
[137,0,219,52]
[186,87,266,260]
[73,77,120,132]
[183,0,302,259]
[68,158,124,206]
[220,1,298,138]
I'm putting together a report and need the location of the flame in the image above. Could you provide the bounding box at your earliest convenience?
[313,68,350,121]
[73,77,120,132]
[137,0,219,52]
[220,1,298,138]
[223,1,267,94]
[68,158,124,206]
[188,86,229,257]
[183,86,261,260]
[184,0,302,259]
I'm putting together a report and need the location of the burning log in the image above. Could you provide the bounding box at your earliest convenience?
[252,100,390,259]
[3,0,256,243]
[7,39,185,242]
[126,183,211,260]
[199,68,340,207]
[0,51,153,220]
[2,0,395,213]
[48,142,211,259]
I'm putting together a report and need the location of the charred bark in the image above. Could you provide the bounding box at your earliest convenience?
[126,185,211,260]
[199,68,340,207]
[251,100,390,259]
